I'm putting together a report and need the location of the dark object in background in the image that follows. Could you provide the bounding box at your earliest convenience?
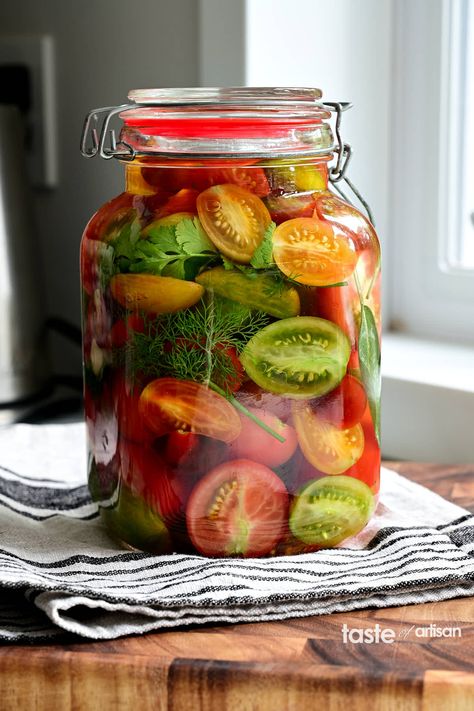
[0,104,51,409]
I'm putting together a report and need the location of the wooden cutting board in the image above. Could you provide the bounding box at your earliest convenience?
[0,462,473,711]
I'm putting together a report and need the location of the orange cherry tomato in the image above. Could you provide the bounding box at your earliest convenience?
[292,402,364,475]
[272,217,358,286]
[139,378,241,443]
[197,184,271,264]
[154,188,199,218]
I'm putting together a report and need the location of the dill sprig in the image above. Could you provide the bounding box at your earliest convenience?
[124,298,270,391]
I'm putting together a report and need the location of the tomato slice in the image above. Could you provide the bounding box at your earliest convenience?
[186,459,289,557]
[240,317,350,398]
[312,374,367,429]
[139,378,241,443]
[142,163,269,196]
[197,184,271,264]
[273,217,358,286]
[289,475,375,546]
[109,274,204,314]
[228,408,298,468]
[292,403,364,475]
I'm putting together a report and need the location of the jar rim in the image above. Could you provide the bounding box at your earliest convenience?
[127,86,324,107]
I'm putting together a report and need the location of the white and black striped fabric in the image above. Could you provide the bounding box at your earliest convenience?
[0,423,473,641]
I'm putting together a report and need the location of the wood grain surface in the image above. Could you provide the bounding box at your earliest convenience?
[0,462,473,711]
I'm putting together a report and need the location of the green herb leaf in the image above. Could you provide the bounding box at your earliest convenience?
[113,218,142,261]
[144,225,181,253]
[175,217,217,255]
[250,221,276,269]
[358,304,381,445]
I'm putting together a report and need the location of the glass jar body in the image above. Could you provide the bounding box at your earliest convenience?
[81,156,381,557]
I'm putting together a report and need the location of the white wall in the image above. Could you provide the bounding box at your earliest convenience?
[0,0,199,374]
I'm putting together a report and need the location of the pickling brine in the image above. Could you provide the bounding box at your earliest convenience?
[80,88,381,557]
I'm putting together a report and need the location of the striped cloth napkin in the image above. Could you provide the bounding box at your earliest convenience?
[0,422,473,641]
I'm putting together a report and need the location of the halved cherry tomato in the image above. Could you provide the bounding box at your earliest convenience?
[272,217,358,286]
[313,192,380,271]
[141,162,268,196]
[228,408,298,468]
[312,374,367,430]
[292,403,364,475]
[265,192,317,224]
[186,459,289,557]
[109,274,204,314]
[139,378,241,443]
[289,475,375,547]
[84,192,136,242]
[197,184,271,264]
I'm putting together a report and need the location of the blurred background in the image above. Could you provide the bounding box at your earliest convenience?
[0,0,472,461]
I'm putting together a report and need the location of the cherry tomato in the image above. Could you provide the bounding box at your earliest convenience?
[119,440,184,525]
[110,315,146,348]
[312,375,367,430]
[139,378,241,443]
[197,184,271,264]
[228,408,298,468]
[272,217,358,286]
[344,406,381,492]
[186,459,289,557]
[313,285,358,369]
[109,274,204,314]
[112,372,156,445]
[142,162,268,196]
[290,475,375,547]
[84,192,136,242]
[313,192,380,273]
[155,188,199,218]
[292,403,364,475]
[265,192,317,224]
[164,430,199,466]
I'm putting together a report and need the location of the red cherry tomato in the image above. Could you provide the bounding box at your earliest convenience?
[310,285,359,369]
[312,375,367,430]
[84,192,136,242]
[164,430,199,467]
[344,406,381,492]
[141,162,268,196]
[110,315,146,348]
[112,372,156,445]
[186,459,289,557]
[228,408,298,468]
[139,378,241,443]
[154,188,199,218]
[119,440,184,525]
[265,192,317,224]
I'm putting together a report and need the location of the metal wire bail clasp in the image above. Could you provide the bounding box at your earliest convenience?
[321,101,374,225]
[80,104,137,160]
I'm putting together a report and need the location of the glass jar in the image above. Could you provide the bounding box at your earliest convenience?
[80,88,381,558]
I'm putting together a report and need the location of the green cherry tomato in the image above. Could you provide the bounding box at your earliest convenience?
[289,475,375,546]
[240,316,350,398]
[196,266,300,319]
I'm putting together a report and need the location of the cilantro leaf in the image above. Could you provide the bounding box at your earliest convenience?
[112,218,142,261]
[176,217,217,255]
[144,225,181,253]
[250,221,276,269]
